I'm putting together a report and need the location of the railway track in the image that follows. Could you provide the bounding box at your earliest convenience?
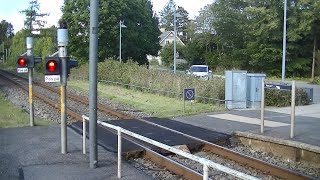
[0,69,316,180]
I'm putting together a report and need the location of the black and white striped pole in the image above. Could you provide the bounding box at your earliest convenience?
[58,22,68,154]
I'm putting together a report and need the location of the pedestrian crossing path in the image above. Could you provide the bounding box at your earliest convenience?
[208,114,289,127]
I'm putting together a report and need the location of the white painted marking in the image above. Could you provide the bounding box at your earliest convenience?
[208,114,289,127]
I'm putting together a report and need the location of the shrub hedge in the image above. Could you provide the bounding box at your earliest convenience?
[265,88,310,107]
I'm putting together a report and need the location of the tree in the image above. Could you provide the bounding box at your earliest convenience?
[176,6,190,42]
[195,4,215,34]
[160,43,185,67]
[7,30,28,66]
[19,0,49,35]
[61,0,161,65]
[159,0,176,30]
[0,20,14,59]
[210,0,249,69]
[159,1,190,42]
[0,20,14,43]
[291,0,320,79]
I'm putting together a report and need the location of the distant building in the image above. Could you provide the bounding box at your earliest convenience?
[159,31,185,47]
[147,31,185,65]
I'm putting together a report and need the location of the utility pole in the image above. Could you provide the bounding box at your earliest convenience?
[281,0,287,81]
[173,5,177,73]
[89,0,99,169]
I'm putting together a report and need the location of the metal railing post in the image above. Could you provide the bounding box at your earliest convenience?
[118,129,122,178]
[203,164,209,180]
[83,117,86,154]
[260,80,265,134]
[290,80,296,138]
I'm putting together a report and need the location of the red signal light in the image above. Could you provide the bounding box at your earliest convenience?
[18,58,26,67]
[47,60,57,72]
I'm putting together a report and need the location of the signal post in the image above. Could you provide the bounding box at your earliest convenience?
[58,23,68,154]
[16,37,35,127]
[26,37,34,127]
[44,23,78,154]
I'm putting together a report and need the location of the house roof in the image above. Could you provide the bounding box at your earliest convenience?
[159,31,185,46]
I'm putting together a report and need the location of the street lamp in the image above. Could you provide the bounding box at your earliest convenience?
[281,0,287,81]
[173,6,183,73]
[119,20,127,63]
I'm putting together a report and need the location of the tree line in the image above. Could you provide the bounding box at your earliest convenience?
[160,0,320,78]
[1,0,319,78]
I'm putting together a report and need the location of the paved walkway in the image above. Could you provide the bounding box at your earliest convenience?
[174,103,320,150]
[0,125,150,180]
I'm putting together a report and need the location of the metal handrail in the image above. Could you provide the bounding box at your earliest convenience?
[82,115,259,180]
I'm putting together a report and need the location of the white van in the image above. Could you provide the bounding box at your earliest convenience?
[186,65,212,80]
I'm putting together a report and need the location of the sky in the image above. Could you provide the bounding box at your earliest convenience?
[0,0,213,33]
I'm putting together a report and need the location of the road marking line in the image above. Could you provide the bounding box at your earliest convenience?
[208,114,289,127]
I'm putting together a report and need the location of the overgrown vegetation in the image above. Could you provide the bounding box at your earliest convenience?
[71,60,313,108]
[68,81,223,118]
[70,59,225,102]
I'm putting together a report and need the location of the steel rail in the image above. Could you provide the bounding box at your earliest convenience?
[3,70,131,120]
[0,71,82,121]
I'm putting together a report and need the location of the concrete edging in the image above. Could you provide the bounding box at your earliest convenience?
[234,131,320,154]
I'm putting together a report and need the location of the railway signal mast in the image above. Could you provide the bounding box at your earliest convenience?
[16,37,36,127]
[43,23,78,154]
[58,22,68,154]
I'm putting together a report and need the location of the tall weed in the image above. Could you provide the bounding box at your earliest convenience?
[70,59,225,101]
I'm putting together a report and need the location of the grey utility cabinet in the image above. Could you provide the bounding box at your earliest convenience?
[225,70,247,109]
[225,71,266,109]
[246,73,266,108]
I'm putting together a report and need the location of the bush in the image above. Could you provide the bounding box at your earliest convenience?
[70,59,225,102]
[265,88,309,107]
[312,76,320,85]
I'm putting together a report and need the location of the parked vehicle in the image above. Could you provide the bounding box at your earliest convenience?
[186,65,212,80]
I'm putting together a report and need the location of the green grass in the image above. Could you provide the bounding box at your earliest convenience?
[0,92,56,128]
[68,80,225,118]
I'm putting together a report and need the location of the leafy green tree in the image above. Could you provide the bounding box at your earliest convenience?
[160,0,320,77]
[159,1,190,42]
[19,0,49,35]
[0,20,14,59]
[289,0,320,79]
[195,4,215,34]
[244,0,320,76]
[32,27,57,71]
[159,0,175,30]
[243,0,283,74]
[160,43,185,67]
[7,30,28,67]
[61,0,161,65]
[210,0,247,68]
